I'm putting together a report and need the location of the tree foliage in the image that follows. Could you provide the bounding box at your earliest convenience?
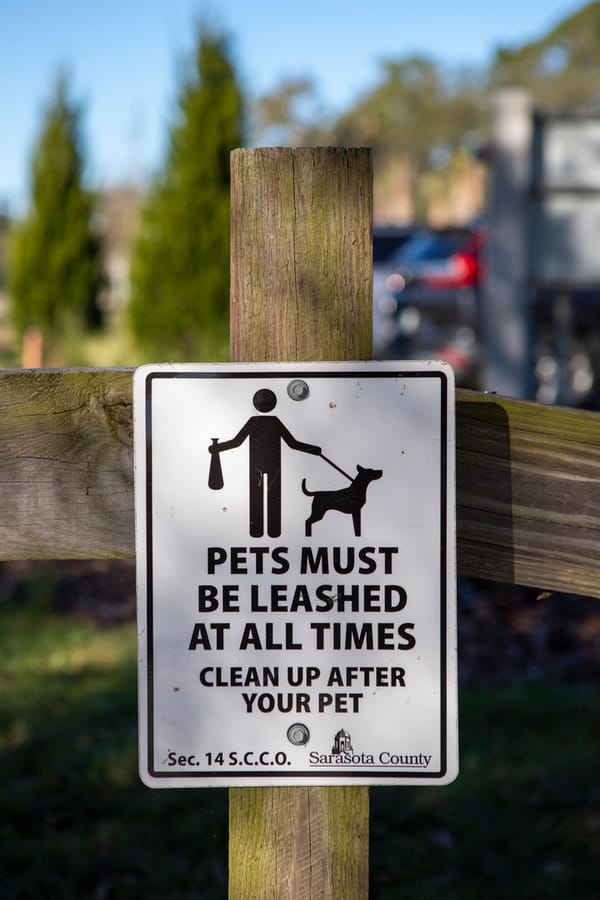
[254,56,486,221]
[8,75,103,344]
[253,3,600,222]
[489,1,600,109]
[253,76,331,146]
[332,57,485,217]
[129,25,245,359]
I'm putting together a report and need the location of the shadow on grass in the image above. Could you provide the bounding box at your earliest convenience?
[0,598,227,899]
[371,680,599,899]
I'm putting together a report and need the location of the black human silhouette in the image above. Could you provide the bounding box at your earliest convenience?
[209,388,321,537]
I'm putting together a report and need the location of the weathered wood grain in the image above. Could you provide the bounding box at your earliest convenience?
[228,786,369,900]
[230,146,373,362]
[1,370,600,600]
[0,368,133,559]
[457,391,600,597]
[229,147,373,900]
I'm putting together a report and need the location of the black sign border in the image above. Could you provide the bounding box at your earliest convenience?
[141,368,453,783]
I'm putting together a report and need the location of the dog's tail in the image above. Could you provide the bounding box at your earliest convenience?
[301,478,316,496]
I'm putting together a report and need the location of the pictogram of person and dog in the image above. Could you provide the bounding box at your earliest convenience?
[208,387,382,538]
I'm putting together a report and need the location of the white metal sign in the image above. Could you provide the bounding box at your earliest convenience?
[134,362,457,787]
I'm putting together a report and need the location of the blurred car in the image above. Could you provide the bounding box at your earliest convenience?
[532,288,599,408]
[374,225,486,387]
[372,226,416,356]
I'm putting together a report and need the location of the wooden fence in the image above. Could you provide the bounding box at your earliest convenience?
[3,147,600,899]
[2,367,599,599]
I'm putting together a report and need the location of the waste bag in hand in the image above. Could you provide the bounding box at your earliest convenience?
[208,438,224,490]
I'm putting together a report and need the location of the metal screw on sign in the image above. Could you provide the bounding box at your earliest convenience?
[287,379,309,400]
[287,723,310,746]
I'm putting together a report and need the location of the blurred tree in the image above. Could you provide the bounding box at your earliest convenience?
[253,76,331,146]
[489,2,600,109]
[255,56,486,222]
[8,74,103,352]
[129,24,245,359]
[332,56,486,220]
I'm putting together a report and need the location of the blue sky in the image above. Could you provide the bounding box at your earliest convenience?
[0,0,583,211]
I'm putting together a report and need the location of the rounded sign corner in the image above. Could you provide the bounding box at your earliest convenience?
[135,364,458,788]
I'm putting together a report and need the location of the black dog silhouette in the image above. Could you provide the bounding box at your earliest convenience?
[302,465,383,536]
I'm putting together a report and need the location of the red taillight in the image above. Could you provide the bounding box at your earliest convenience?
[422,251,479,289]
[437,345,473,372]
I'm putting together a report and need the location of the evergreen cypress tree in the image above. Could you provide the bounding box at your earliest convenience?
[9,75,103,348]
[129,25,245,359]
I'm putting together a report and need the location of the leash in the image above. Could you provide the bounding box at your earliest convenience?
[319,452,353,482]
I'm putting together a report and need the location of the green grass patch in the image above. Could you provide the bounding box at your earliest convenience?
[0,591,227,898]
[371,681,599,898]
[1,589,598,898]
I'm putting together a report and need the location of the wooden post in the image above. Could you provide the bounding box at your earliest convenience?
[228,147,372,898]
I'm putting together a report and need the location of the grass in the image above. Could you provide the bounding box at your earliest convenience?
[371,681,599,898]
[0,306,231,371]
[1,583,598,899]
[0,585,227,899]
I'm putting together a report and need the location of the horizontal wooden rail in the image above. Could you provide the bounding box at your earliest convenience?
[1,369,600,598]
[0,369,133,560]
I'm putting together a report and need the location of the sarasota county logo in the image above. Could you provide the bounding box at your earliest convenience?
[331,728,353,754]
[309,731,376,768]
